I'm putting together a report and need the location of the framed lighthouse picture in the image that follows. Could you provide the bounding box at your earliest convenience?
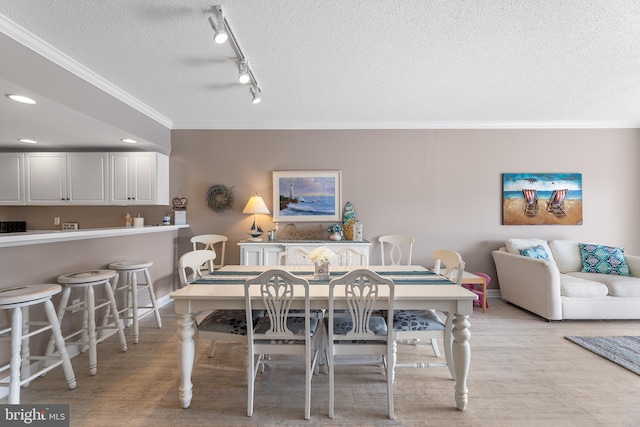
[272,171,342,222]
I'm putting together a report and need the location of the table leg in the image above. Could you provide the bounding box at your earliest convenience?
[452,313,470,411]
[177,312,196,408]
[482,278,487,313]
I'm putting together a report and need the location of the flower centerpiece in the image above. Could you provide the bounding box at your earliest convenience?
[309,246,337,279]
[327,223,344,241]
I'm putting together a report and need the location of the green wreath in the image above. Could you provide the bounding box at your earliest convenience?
[206,184,234,213]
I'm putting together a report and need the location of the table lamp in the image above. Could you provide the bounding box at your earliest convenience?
[242,193,270,241]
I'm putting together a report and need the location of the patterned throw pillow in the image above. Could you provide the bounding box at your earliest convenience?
[579,243,630,276]
[519,245,551,261]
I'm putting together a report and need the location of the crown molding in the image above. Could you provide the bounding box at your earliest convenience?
[0,14,172,128]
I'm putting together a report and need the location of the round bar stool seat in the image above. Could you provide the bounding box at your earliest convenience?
[108,260,162,344]
[0,284,76,404]
[47,269,127,376]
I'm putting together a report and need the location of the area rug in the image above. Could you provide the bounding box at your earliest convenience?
[565,335,640,376]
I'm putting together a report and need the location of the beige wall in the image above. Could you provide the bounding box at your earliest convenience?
[1,128,638,291]
[170,128,640,287]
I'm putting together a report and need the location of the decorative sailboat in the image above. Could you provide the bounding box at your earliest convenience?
[242,193,270,241]
[248,216,264,240]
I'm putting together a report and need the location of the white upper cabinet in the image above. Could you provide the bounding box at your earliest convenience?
[0,153,25,205]
[109,152,169,205]
[25,152,109,205]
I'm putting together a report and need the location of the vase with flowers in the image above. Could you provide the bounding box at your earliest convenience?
[309,246,337,279]
[327,223,344,241]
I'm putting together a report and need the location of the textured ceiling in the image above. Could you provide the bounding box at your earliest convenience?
[0,1,639,150]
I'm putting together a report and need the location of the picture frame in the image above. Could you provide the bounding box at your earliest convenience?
[502,173,583,225]
[272,170,342,222]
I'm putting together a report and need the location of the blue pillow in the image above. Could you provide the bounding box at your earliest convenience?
[579,243,630,276]
[519,245,550,261]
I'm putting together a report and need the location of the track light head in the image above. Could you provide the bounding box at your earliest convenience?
[208,11,227,44]
[238,61,250,84]
[250,86,262,104]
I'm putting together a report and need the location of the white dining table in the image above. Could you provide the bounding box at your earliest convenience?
[170,265,477,411]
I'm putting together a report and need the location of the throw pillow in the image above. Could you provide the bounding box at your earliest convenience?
[579,243,630,276]
[519,245,551,261]
[506,238,556,264]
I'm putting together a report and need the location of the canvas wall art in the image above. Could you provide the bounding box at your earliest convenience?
[272,171,342,222]
[502,173,583,225]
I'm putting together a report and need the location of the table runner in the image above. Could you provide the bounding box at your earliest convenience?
[193,269,454,285]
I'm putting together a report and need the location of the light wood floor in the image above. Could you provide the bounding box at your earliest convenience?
[18,299,640,426]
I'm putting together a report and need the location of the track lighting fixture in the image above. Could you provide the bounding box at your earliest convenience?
[208,7,228,44]
[210,5,262,104]
[238,61,250,84]
[250,86,261,104]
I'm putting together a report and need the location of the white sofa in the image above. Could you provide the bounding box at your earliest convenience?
[492,239,640,320]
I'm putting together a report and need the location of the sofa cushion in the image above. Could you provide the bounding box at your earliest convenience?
[519,245,551,261]
[506,238,555,264]
[548,240,582,273]
[579,243,630,276]
[561,273,609,298]
[568,272,640,297]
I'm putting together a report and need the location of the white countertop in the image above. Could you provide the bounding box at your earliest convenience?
[0,224,189,248]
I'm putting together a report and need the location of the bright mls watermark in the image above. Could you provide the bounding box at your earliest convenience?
[1,404,69,426]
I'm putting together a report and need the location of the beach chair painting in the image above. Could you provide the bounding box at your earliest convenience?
[522,189,538,216]
[502,173,582,225]
[546,189,568,217]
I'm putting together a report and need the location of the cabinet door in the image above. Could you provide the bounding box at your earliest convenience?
[25,153,67,205]
[109,153,131,205]
[131,152,156,205]
[67,153,109,205]
[241,246,263,266]
[263,247,283,266]
[0,153,25,205]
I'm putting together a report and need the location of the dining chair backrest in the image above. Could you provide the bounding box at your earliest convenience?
[245,269,311,341]
[178,250,216,287]
[191,234,228,269]
[433,249,465,286]
[278,246,312,265]
[328,269,394,341]
[379,234,415,265]
[335,246,368,266]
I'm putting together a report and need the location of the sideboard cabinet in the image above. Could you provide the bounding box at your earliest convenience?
[237,240,372,266]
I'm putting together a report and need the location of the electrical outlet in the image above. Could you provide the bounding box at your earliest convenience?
[54,217,60,225]
[71,298,81,313]
[62,223,79,230]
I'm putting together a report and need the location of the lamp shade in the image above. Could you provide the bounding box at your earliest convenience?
[242,194,270,215]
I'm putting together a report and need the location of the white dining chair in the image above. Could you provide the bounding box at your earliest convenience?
[245,269,321,420]
[178,250,249,366]
[191,234,228,270]
[335,246,368,266]
[392,249,465,381]
[178,250,216,287]
[326,269,395,420]
[379,234,415,265]
[278,246,312,265]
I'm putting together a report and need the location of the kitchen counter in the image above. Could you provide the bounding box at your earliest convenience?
[0,224,189,248]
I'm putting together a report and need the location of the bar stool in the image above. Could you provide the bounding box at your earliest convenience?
[108,260,162,344]
[0,284,76,404]
[46,269,127,376]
